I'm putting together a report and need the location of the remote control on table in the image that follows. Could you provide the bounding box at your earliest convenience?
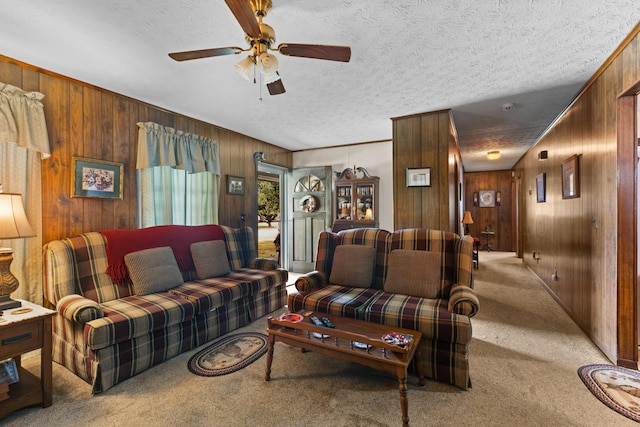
[310,316,325,327]
[321,317,335,328]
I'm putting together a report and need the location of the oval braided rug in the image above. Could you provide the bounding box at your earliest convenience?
[578,364,640,423]
[188,332,268,377]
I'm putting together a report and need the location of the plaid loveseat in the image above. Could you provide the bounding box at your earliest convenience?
[288,228,478,390]
[44,225,287,394]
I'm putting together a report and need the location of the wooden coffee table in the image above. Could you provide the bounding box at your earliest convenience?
[265,313,425,426]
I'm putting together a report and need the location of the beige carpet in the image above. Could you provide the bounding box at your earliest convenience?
[3,252,636,426]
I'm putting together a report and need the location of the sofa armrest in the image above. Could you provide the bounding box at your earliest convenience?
[295,271,328,292]
[57,294,104,324]
[448,284,479,317]
[247,258,278,271]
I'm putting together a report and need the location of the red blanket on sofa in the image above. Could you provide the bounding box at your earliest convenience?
[100,224,225,285]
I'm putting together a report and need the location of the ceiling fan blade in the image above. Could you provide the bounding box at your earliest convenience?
[169,47,243,61]
[225,0,261,39]
[277,44,351,62]
[267,79,286,95]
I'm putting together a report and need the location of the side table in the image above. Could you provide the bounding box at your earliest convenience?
[0,300,56,419]
[481,231,495,252]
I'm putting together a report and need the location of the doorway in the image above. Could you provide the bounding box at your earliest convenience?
[257,159,289,270]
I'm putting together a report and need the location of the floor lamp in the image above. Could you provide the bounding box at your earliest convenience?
[0,192,35,310]
[462,211,474,235]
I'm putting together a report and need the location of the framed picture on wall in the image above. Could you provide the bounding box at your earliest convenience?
[536,173,546,203]
[227,175,245,195]
[561,154,580,199]
[406,167,431,187]
[479,190,495,207]
[71,157,123,199]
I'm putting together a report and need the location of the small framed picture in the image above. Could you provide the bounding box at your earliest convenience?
[562,154,580,199]
[479,190,495,207]
[536,173,546,203]
[227,175,245,195]
[72,157,123,199]
[406,167,431,187]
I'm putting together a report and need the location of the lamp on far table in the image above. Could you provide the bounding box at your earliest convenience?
[462,211,474,235]
[0,192,35,310]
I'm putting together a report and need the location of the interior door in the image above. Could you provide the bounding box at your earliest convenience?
[287,166,332,273]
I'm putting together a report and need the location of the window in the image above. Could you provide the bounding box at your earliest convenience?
[138,167,218,227]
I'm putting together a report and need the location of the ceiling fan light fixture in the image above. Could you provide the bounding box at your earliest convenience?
[234,56,255,81]
[258,52,279,76]
[487,150,501,160]
[262,71,281,84]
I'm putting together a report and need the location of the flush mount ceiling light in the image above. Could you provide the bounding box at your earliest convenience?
[487,151,501,160]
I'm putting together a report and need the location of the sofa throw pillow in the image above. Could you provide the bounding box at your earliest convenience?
[124,247,184,295]
[190,240,231,279]
[384,249,442,298]
[329,245,376,288]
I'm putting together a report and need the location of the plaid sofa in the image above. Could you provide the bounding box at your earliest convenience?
[43,225,287,394]
[288,228,478,390]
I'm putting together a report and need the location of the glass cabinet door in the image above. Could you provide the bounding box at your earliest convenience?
[355,184,374,220]
[336,185,352,220]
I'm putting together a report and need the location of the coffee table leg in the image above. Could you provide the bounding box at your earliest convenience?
[397,368,409,427]
[415,346,425,386]
[265,334,275,381]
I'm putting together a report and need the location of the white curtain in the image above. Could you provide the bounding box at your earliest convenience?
[136,122,220,227]
[0,83,51,304]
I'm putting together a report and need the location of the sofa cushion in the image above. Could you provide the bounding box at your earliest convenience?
[124,247,184,295]
[384,250,442,298]
[329,245,376,287]
[362,291,472,345]
[287,284,380,318]
[85,292,196,350]
[190,240,231,279]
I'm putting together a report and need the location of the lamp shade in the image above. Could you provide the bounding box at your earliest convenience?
[462,211,474,225]
[487,151,501,160]
[0,193,35,239]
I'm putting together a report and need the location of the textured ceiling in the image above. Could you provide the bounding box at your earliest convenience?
[1,1,638,171]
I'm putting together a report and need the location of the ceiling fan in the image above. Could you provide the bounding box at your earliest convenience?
[168,0,351,95]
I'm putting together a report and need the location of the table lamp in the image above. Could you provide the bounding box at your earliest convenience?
[0,192,35,310]
[462,211,474,235]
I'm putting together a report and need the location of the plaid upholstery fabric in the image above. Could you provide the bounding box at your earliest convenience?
[249,284,288,321]
[293,227,477,390]
[227,268,288,294]
[418,339,471,389]
[92,321,194,393]
[287,285,380,318]
[295,271,328,292]
[248,258,278,270]
[58,294,104,324]
[448,283,479,316]
[45,225,287,393]
[85,292,196,350]
[315,229,390,290]
[362,292,472,345]
[220,225,253,269]
[192,299,251,347]
[169,277,251,313]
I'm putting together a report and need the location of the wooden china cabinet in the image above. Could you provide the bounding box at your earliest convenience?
[331,167,379,232]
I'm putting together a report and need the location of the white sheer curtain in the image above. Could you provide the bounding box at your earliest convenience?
[136,122,220,227]
[0,83,51,304]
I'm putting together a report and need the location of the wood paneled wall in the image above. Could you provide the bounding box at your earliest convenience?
[392,110,462,232]
[513,27,640,363]
[0,56,292,244]
[463,171,513,251]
